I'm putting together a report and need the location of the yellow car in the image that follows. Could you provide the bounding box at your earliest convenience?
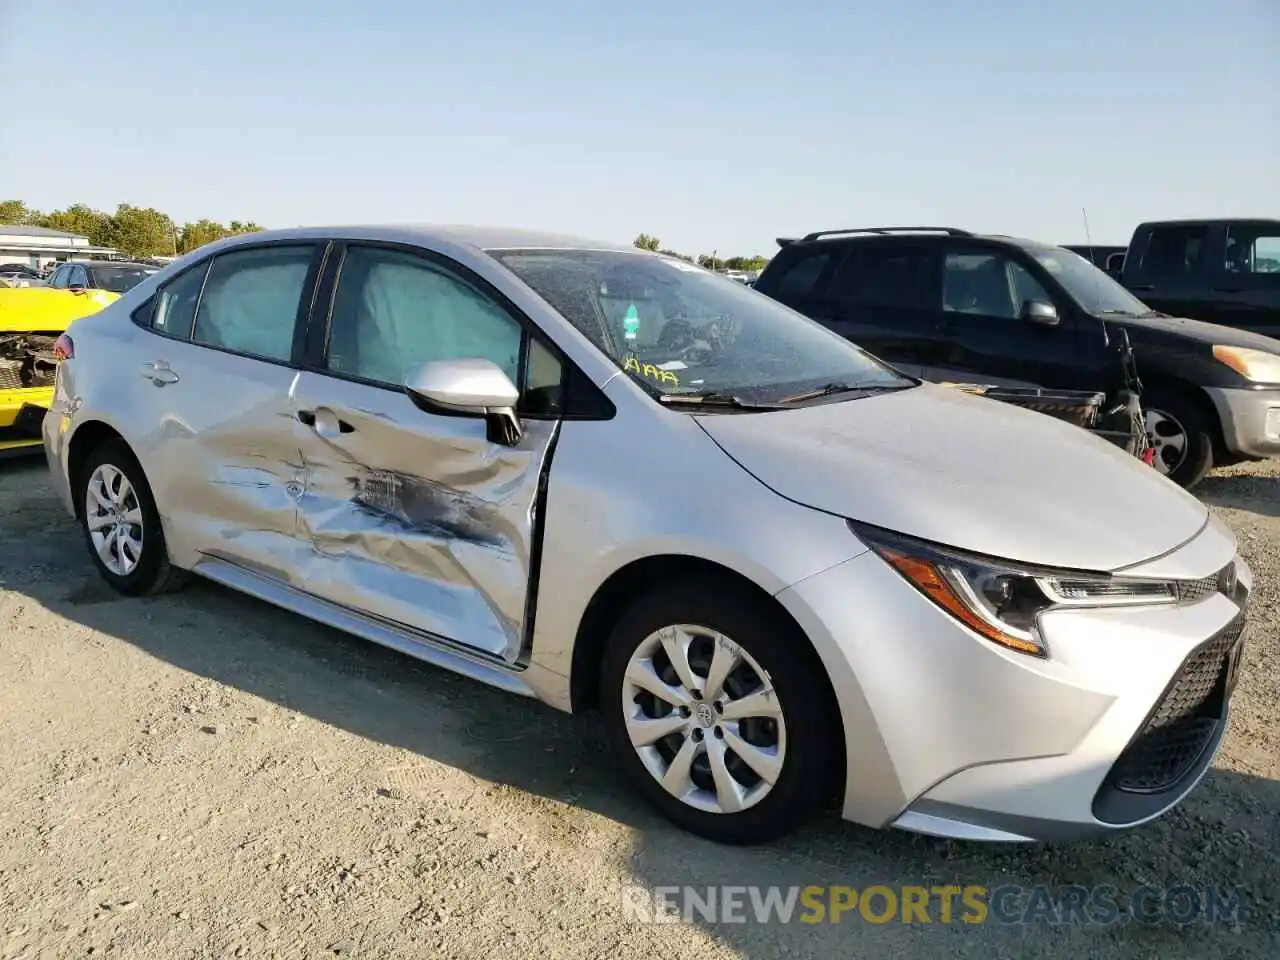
[0,286,120,457]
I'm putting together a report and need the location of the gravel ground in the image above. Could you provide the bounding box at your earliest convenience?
[0,455,1276,960]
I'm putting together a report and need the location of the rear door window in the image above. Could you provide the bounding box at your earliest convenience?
[828,244,937,310]
[190,245,317,361]
[1140,225,1209,280]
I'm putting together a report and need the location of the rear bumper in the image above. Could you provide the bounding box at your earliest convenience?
[1204,386,1280,458]
[0,386,53,456]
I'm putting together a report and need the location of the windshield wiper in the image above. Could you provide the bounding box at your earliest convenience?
[658,391,785,411]
[779,382,910,404]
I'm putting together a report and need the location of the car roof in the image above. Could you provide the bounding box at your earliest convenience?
[202,224,636,254]
[1134,217,1280,228]
[781,230,1062,255]
[70,260,157,269]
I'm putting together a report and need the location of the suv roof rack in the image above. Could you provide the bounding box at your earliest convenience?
[800,227,975,242]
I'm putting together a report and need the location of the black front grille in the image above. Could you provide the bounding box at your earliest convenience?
[1108,614,1246,793]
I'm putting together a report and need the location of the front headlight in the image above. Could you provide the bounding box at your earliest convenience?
[1212,345,1280,383]
[852,524,1178,658]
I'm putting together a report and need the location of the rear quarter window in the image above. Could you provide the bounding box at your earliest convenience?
[766,251,833,299]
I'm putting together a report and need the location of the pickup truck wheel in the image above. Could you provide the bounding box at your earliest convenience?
[1141,389,1213,489]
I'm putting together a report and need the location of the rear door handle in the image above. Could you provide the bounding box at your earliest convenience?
[297,408,354,437]
[1212,287,1244,294]
[141,361,179,385]
[1127,284,1154,292]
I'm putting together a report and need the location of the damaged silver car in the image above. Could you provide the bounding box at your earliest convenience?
[44,226,1249,845]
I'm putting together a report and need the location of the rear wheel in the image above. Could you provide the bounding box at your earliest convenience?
[600,582,832,844]
[1141,387,1214,489]
[78,440,187,596]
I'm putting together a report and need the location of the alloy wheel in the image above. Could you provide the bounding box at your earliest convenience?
[1144,408,1188,476]
[85,463,145,576]
[620,624,787,814]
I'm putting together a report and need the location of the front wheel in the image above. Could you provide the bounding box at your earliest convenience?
[1141,387,1215,489]
[78,439,188,596]
[600,583,833,845]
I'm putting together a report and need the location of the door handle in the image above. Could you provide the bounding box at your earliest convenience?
[297,408,354,436]
[1127,284,1154,292]
[141,361,179,385]
[1212,287,1244,294]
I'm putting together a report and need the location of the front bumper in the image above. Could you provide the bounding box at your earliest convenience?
[1204,385,1280,458]
[775,519,1247,842]
[0,386,53,457]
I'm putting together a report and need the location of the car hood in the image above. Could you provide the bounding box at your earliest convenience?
[1110,311,1280,352]
[696,383,1208,571]
[0,287,118,332]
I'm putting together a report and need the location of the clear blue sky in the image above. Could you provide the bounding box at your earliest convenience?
[1,0,1275,254]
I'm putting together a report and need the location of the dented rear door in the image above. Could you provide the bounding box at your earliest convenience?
[284,242,564,661]
[138,243,325,576]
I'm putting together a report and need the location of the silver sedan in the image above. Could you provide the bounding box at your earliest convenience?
[42,225,1249,844]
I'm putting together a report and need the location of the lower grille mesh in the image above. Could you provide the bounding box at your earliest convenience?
[1109,614,1245,793]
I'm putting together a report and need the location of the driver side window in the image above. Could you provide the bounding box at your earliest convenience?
[325,245,565,414]
[943,252,1051,320]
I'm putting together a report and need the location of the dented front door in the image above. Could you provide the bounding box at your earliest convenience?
[285,370,555,661]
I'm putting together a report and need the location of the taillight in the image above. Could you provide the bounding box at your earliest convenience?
[53,333,74,361]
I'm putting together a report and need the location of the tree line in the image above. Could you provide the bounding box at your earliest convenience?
[0,202,768,270]
[632,233,768,273]
[0,200,264,259]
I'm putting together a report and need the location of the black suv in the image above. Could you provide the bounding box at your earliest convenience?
[754,227,1280,488]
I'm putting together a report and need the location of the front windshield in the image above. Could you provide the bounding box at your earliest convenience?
[1030,248,1153,316]
[491,249,911,401]
[90,265,158,293]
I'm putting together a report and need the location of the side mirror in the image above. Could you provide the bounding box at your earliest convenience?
[404,358,523,445]
[68,284,86,295]
[1022,300,1059,326]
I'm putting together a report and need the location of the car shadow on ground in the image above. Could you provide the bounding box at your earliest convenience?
[1198,458,1280,519]
[1198,469,1280,520]
[2,457,1278,958]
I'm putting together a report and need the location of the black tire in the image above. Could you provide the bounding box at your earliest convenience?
[1141,387,1215,489]
[77,439,188,596]
[599,582,833,845]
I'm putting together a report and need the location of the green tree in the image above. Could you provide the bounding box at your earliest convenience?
[724,255,769,272]
[37,203,112,244]
[659,248,694,262]
[633,233,661,252]
[106,204,172,257]
[0,200,35,225]
[228,221,264,235]
[178,219,230,254]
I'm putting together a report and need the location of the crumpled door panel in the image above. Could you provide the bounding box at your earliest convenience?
[287,372,556,662]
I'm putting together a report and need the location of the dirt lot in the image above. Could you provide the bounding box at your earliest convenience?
[0,455,1277,960]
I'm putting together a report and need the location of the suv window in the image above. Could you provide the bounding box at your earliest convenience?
[1224,226,1280,275]
[828,244,935,309]
[943,251,1050,319]
[1141,225,1208,279]
[49,265,69,289]
[772,251,832,299]
[68,265,89,288]
[191,245,315,361]
[326,245,564,413]
[152,262,210,337]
